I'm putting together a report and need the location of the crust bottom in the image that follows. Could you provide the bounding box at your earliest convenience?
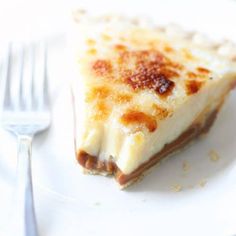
[77,102,222,188]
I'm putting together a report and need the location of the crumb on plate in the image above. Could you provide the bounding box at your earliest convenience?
[94,202,101,206]
[182,160,190,172]
[199,178,207,188]
[171,184,182,192]
[209,149,220,162]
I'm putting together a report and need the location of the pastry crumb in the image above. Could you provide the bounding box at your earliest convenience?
[182,160,190,172]
[199,179,207,188]
[209,149,220,162]
[171,184,182,192]
[94,202,101,206]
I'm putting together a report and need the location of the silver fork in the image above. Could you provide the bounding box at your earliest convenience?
[1,43,51,236]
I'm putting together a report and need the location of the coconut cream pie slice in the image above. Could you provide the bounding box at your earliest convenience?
[70,11,236,188]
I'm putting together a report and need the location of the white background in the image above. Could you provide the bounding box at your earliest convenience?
[0,0,236,40]
[0,0,236,236]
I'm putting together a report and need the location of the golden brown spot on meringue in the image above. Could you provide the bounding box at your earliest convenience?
[119,36,126,41]
[120,110,157,132]
[91,48,183,97]
[120,50,179,96]
[114,93,132,103]
[114,44,127,51]
[196,67,210,74]
[86,86,110,102]
[182,48,194,60]
[86,39,96,46]
[101,34,112,41]
[86,86,133,107]
[92,59,113,76]
[185,80,204,95]
[164,46,174,53]
[87,48,97,55]
[187,72,198,79]
[151,104,170,119]
[92,101,110,120]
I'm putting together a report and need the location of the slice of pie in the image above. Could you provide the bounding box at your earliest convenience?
[69,10,236,188]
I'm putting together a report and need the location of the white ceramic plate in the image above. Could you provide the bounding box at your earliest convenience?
[1,1,236,235]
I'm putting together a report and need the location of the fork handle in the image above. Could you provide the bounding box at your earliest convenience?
[11,135,38,236]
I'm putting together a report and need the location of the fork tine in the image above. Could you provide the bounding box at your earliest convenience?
[3,43,13,109]
[18,44,25,109]
[30,43,36,109]
[42,43,50,109]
